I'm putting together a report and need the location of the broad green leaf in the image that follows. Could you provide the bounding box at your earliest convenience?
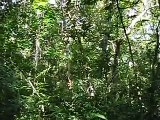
[90,113,108,120]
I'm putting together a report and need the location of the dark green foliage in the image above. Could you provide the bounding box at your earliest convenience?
[0,65,20,120]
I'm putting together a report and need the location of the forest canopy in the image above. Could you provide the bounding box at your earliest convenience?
[0,0,160,120]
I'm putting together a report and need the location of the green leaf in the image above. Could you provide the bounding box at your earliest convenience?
[90,113,108,120]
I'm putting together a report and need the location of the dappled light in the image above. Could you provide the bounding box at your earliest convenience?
[0,0,160,120]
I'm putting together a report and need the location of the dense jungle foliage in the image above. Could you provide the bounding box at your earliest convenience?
[0,0,160,120]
